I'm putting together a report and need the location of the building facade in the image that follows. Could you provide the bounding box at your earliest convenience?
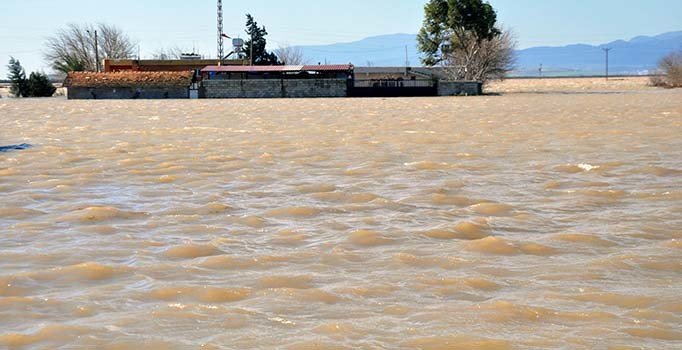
[64,65,481,99]
[200,65,353,98]
[64,71,194,100]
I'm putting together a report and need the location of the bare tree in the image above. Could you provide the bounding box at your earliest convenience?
[152,46,188,60]
[442,30,516,84]
[44,23,136,74]
[651,50,682,88]
[274,43,307,65]
[98,24,136,59]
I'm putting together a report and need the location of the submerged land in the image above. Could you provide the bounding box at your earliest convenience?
[487,76,654,94]
[1,79,681,349]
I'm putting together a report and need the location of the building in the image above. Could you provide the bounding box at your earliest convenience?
[354,66,445,80]
[64,71,195,100]
[64,64,481,99]
[200,65,354,98]
[201,64,353,80]
[352,67,480,96]
[199,64,480,98]
[104,59,248,73]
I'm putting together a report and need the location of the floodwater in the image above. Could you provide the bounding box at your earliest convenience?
[1,89,681,349]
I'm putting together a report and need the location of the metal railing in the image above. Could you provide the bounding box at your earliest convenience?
[353,79,436,88]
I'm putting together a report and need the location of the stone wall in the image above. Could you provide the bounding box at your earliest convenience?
[437,81,482,96]
[202,79,348,99]
[67,87,189,100]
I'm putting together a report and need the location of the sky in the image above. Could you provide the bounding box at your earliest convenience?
[1,0,681,76]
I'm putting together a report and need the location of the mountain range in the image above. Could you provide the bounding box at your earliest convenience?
[296,31,682,76]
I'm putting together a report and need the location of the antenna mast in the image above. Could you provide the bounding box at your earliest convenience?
[217,0,224,64]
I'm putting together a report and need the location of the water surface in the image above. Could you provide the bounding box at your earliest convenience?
[1,91,681,349]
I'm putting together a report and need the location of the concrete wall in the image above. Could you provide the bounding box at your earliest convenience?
[67,87,189,100]
[202,79,347,99]
[437,81,482,96]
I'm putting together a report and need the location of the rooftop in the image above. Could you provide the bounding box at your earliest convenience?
[64,71,194,88]
[201,64,354,73]
[105,59,245,66]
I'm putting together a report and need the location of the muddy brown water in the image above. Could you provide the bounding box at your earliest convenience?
[0,90,681,349]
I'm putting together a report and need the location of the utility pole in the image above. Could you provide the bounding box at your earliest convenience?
[405,46,410,67]
[95,31,99,72]
[405,45,410,76]
[87,30,100,72]
[249,32,253,66]
[603,48,612,80]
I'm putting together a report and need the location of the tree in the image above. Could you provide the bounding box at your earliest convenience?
[275,43,307,65]
[152,46,188,60]
[53,55,86,74]
[7,57,29,97]
[441,29,516,83]
[6,58,55,98]
[44,23,136,74]
[651,50,682,88]
[27,72,56,97]
[242,14,281,65]
[417,0,515,84]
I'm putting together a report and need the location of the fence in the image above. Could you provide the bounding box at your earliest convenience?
[353,79,437,88]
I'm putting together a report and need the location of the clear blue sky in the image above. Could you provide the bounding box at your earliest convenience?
[1,0,680,76]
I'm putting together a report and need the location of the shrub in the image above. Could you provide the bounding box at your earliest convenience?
[651,51,682,88]
[27,72,57,97]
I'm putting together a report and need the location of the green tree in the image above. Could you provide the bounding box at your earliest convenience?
[7,57,29,97]
[27,72,57,97]
[417,0,515,83]
[242,14,281,65]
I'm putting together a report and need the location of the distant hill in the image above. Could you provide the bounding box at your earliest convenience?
[296,34,420,67]
[515,31,682,76]
[296,31,682,76]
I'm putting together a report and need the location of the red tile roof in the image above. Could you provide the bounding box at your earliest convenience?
[201,64,353,73]
[64,71,194,88]
[302,64,354,71]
